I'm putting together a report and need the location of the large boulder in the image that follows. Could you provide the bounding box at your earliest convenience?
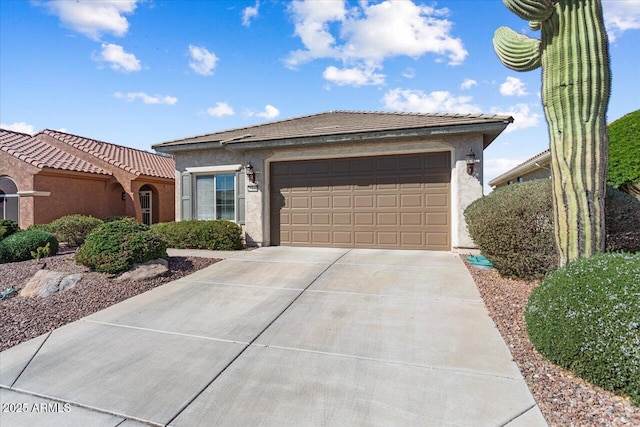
[20,270,83,297]
[115,258,169,282]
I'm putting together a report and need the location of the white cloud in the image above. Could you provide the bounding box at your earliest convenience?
[323,66,385,87]
[188,45,218,76]
[207,102,234,117]
[604,0,640,41]
[383,88,481,114]
[491,104,541,133]
[97,43,141,73]
[484,158,525,193]
[1,121,34,134]
[114,92,177,105]
[40,0,138,40]
[286,0,467,87]
[242,1,260,27]
[402,68,415,79]
[500,77,528,97]
[460,78,477,90]
[256,104,280,119]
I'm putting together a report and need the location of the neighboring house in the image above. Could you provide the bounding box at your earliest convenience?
[153,111,512,251]
[0,128,175,229]
[489,149,551,189]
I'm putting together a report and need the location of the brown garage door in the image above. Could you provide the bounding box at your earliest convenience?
[270,152,451,250]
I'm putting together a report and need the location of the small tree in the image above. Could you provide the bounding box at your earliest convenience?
[493,0,611,266]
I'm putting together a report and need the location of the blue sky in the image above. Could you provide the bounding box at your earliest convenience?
[1,0,639,192]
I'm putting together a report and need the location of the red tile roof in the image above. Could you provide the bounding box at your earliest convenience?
[40,129,174,179]
[0,128,109,175]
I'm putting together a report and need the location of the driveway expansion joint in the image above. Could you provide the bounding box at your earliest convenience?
[248,343,526,381]
[9,331,52,388]
[80,319,251,345]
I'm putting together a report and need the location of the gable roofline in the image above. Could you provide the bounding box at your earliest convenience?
[0,128,110,175]
[38,129,174,180]
[488,149,551,187]
[152,110,513,152]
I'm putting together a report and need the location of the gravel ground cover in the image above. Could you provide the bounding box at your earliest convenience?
[0,254,219,352]
[462,257,640,426]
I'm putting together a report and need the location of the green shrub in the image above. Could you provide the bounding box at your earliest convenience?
[608,110,640,190]
[464,180,556,279]
[151,220,244,250]
[102,215,134,223]
[526,253,640,406]
[49,214,103,247]
[0,219,20,240]
[0,230,59,263]
[75,218,167,274]
[465,179,640,280]
[0,226,5,240]
[27,223,54,233]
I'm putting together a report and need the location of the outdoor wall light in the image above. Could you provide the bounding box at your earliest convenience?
[466,148,479,175]
[122,192,126,201]
[246,163,256,183]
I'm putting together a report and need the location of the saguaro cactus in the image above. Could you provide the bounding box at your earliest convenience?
[493,0,611,266]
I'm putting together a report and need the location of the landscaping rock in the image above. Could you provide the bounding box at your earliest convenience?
[20,270,83,298]
[115,258,169,282]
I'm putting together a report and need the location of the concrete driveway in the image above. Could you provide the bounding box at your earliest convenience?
[0,247,547,426]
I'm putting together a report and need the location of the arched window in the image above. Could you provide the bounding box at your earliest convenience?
[0,176,19,223]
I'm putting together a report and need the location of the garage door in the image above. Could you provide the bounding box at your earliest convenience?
[270,152,451,250]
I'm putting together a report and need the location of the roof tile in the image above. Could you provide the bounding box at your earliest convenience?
[154,110,513,148]
[40,130,175,179]
[0,129,110,175]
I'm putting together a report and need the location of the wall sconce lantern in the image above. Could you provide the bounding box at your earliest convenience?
[466,148,479,175]
[246,163,256,183]
[122,192,126,201]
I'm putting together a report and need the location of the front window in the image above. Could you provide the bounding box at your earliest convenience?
[195,174,236,221]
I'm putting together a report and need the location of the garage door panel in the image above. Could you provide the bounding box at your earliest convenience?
[333,196,352,208]
[271,152,450,250]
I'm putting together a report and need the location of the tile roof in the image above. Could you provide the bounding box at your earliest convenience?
[0,128,109,175]
[40,129,174,179]
[153,110,513,148]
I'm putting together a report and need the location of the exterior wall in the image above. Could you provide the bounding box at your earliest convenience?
[1,151,40,228]
[172,134,486,251]
[493,167,551,188]
[31,172,118,226]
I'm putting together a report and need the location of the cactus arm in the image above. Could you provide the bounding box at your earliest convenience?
[503,0,555,21]
[493,27,542,72]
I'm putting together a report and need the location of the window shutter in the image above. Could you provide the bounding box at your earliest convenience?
[236,171,246,225]
[180,172,192,220]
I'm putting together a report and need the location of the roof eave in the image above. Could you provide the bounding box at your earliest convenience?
[488,151,551,187]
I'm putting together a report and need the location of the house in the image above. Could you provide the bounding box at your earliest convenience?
[153,111,513,251]
[489,149,551,189]
[0,128,175,229]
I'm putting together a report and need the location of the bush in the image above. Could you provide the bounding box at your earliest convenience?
[0,219,20,240]
[608,110,640,190]
[0,226,5,240]
[27,223,54,233]
[151,220,244,250]
[49,214,103,247]
[465,179,640,280]
[75,218,167,274]
[606,189,640,253]
[526,253,640,406]
[102,215,134,223]
[464,180,556,279]
[0,230,59,263]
